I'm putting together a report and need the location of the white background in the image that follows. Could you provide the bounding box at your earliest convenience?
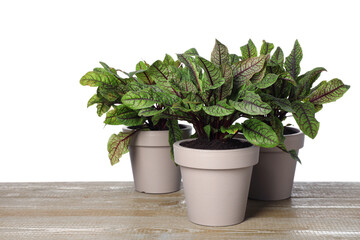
[0,0,358,182]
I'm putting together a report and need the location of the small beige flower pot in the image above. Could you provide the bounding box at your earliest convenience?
[125,125,192,194]
[174,139,259,226]
[248,127,305,201]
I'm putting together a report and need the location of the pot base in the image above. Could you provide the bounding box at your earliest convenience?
[181,166,253,226]
[248,150,297,201]
[130,146,181,194]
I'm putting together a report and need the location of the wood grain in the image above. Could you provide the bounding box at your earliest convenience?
[0,182,359,239]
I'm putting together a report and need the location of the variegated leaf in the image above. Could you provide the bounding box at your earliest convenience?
[230,91,271,115]
[196,56,225,90]
[135,61,154,85]
[260,93,294,112]
[211,39,230,66]
[107,131,133,165]
[87,94,102,108]
[295,67,327,98]
[256,73,279,89]
[270,47,284,67]
[177,54,202,91]
[278,72,297,86]
[308,79,350,104]
[292,101,319,139]
[242,119,279,148]
[203,100,234,117]
[229,54,240,64]
[104,105,144,126]
[240,39,257,59]
[184,48,199,56]
[285,40,303,79]
[121,91,157,109]
[250,66,266,84]
[216,63,233,100]
[80,71,119,88]
[97,87,120,102]
[163,54,175,66]
[96,103,110,116]
[220,123,243,134]
[167,119,182,161]
[138,107,166,117]
[232,55,266,89]
[260,40,274,55]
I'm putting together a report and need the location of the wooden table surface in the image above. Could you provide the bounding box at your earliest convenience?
[0,182,359,240]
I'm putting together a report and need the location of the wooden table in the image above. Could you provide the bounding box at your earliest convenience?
[0,182,359,239]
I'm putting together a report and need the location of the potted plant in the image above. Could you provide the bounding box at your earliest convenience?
[239,39,350,200]
[80,60,191,194]
[121,40,281,226]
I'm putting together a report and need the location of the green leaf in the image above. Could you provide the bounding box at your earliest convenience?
[97,87,120,102]
[99,61,120,78]
[295,67,327,98]
[269,116,285,145]
[230,91,272,115]
[278,72,297,86]
[216,63,233,100]
[211,39,230,66]
[270,47,284,67]
[184,48,199,56]
[104,105,144,126]
[229,54,240,65]
[148,60,175,84]
[260,40,274,55]
[260,93,294,113]
[314,104,323,113]
[285,40,303,79]
[177,54,202,91]
[80,71,119,88]
[87,94,102,108]
[203,124,211,138]
[220,123,243,134]
[256,73,279,89]
[292,101,319,139]
[289,150,301,164]
[167,119,182,161]
[96,103,110,116]
[232,55,266,89]
[242,119,279,148]
[163,54,175,66]
[203,99,234,117]
[138,107,166,117]
[134,61,154,85]
[308,78,350,105]
[240,39,257,59]
[196,56,225,90]
[121,91,157,109]
[107,131,133,165]
[182,98,203,112]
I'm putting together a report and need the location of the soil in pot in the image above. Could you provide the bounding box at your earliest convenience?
[180,138,252,150]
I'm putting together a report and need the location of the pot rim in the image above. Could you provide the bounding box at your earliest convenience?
[124,124,192,147]
[283,126,303,136]
[123,124,191,133]
[174,138,259,170]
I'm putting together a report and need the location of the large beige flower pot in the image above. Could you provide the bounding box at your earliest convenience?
[125,125,192,194]
[248,127,305,201]
[174,139,259,226]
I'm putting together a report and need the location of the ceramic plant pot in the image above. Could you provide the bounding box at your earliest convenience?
[125,125,192,194]
[248,127,305,201]
[174,139,259,226]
